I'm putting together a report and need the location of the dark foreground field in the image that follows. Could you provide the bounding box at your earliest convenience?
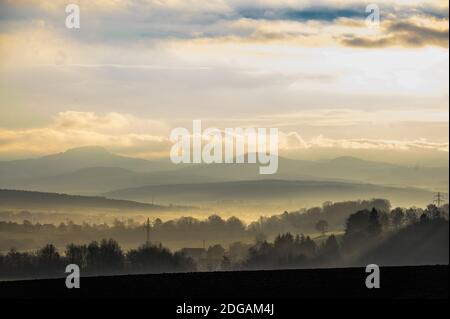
[0,265,448,299]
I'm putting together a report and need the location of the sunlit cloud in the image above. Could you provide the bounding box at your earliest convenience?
[0,112,447,160]
[341,20,449,48]
[0,0,448,161]
[279,132,449,152]
[0,111,171,158]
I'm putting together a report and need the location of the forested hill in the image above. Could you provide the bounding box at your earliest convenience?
[0,189,189,212]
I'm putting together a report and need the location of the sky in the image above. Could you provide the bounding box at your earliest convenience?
[0,0,448,164]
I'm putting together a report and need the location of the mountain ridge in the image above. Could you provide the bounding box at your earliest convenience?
[103,179,435,208]
[0,147,447,196]
[0,146,175,183]
[0,188,194,212]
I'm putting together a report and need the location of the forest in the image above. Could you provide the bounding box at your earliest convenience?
[0,199,393,251]
[0,203,448,279]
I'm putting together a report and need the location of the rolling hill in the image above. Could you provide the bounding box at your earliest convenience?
[104,179,435,208]
[173,156,448,190]
[0,146,174,183]
[1,148,447,196]
[0,189,191,212]
[6,166,224,195]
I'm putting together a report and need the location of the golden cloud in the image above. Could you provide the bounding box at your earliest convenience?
[340,20,449,48]
[0,112,447,160]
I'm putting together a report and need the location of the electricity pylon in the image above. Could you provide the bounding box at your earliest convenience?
[145,218,151,246]
[433,192,446,207]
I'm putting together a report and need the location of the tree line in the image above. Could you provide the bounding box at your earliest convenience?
[0,203,447,279]
[242,204,448,269]
[0,240,195,279]
[0,199,396,252]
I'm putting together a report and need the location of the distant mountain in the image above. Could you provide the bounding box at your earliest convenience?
[190,155,447,190]
[0,189,190,212]
[0,148,447,196]
[0,146,174,183]
[7,166,226,195]
[310,157,448,190]
[104,179,435,208]
[174,156,448,190]
[174,156,316,182]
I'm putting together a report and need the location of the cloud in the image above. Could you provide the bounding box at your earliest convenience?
[389,21,449,46]
[237,6,366,22]
[341,21,449,48]
[279,133,449,152]
[0,111,447,160]
[1,0,448,48]
[52,111,170,134]
[0,1,448,160]
[0,126,169,158]
[0,111,171,158]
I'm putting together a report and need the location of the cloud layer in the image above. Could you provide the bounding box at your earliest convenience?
[0,1,448,161]
[0,111,447,160]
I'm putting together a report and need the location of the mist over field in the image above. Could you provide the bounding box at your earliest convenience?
[0,146,448,281]
[0,0,448,285]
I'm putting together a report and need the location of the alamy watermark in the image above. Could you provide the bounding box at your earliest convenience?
[366,4,380,28]
[170,120,279,174]
[65,4,80,29]
[365,264,380,289]
[64,3,379,30]
[65,264,80,288]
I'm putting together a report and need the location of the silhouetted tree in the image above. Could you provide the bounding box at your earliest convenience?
[425,204,441,219]
[37,244,61,275]
[37,244,60,265]
[360,217,449,265]
[318,234,340,263]
[87,241,100,271]
[274,233,296,261]
[127,244,195,273]
[368,208,382,236]
[378,211,390,230]
[420,213,429,223]
[343,208,382,254]
[98,238,124,271]
[295,234,317,258]
[391,207,405,230]
[207,244,226,260]
[65,243,87,268]
[315,220,328,236]
[228,242,251,262]
[405,208,418,225]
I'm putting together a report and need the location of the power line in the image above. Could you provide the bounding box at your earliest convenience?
[433,192,446,207]
[145,218,150,246]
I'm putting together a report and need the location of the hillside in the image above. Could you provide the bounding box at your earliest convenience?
[7,167,224,195]
[0,148,447,196]
[0,146,174,184]
[175,156,448,190]
[0,189,188,212]
[104,179,435,208]
[360,219,450,266]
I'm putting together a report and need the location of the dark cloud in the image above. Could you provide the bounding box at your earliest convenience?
[341,37,391,48]
[0,1,448,48]
[418,6,449,20]
[237,4,450,23]
[238,6,366,22]
[341,22,449,48]
[389,22,449,46]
